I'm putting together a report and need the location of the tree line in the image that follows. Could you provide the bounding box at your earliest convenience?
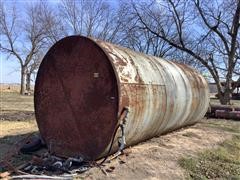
[0,0,239,105]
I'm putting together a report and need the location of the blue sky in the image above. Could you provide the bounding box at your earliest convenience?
[1,0,64,84]
[1,57,20,83]
[1,0,61,84]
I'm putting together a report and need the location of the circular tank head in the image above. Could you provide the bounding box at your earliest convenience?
[34,36,119,160]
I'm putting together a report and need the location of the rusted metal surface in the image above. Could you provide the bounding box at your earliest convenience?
[34,36,209,160]
[34,37,118,160]
[210,104,240,112]
[206,104,240,118]
[215,110,240,120]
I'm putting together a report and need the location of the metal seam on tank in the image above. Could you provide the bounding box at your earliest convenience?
[149,69,165,135]
[127,54,151,141]
[105,49,137,142]
[185,70,201,124]
[163,62,182,131]
[94,38,208,153]
[110,46,151,143]
[99,45,138,144]
[176,64,204,125]
[192,74,201,123]
[102,41,207,134]
[152,60,173,134]
[159,63,174,132]
[167,61,184,130]
[111,49,141,143]
[131,57,161,141]
[140,85,152,140]
[94,41,121,97]
[144,57,167,137]
[180,69,193,124]
[157,60,178,132]
[82,38,122,158]
[176,65,197,125]
[165,62,186,129]
[192,74,209,123]
[200,76,210,119]
[121,52,145,143]
[168,61,192,126]
[191,74,203,124]
[96,40,208,156]
[183,71,195,124]
[92,40,121,114]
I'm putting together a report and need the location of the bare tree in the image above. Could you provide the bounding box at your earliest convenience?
[113,1,174,59]
[26,52,43,92]
[130,0,240,104]
[0,1,59,94]
[25,2,65,91]
[40,2,66,45]
[0,2,48,94]
[58,0,83,35]
[109,0,205,75]
[59,0,122,43]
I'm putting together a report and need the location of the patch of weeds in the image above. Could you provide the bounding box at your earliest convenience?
[179,135,240,179]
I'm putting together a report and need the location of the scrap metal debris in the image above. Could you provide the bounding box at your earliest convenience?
[20,135,46,153]
[0,107,131,178]
[206,104,240,120]
[17,153,90,175]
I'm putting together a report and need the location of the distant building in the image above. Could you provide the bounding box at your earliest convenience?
[209,83,218,94]
[208,81,240,99]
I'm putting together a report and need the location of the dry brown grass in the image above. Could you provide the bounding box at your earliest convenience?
[0,92,37,168]
[0,84,21,93]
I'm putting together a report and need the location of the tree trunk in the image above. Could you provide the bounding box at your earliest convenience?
[219,91,231,105]
[26,72,31,92]
[20,66,27,95]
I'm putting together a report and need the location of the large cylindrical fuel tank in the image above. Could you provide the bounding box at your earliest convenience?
[34,36,209,160]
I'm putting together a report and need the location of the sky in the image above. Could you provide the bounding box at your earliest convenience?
[1,57,20,83]
[1,0,61,84]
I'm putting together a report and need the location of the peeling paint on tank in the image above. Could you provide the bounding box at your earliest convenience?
[97,40,209,151]
[35,36,210,160]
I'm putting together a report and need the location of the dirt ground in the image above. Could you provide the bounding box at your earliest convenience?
[0,92,240,179]
[81,119,239,180]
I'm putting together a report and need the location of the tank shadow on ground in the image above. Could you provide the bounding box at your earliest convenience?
[0,131,47,172]
[0,111,35,121]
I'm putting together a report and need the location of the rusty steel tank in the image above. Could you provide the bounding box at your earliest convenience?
[34,36,209,160]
